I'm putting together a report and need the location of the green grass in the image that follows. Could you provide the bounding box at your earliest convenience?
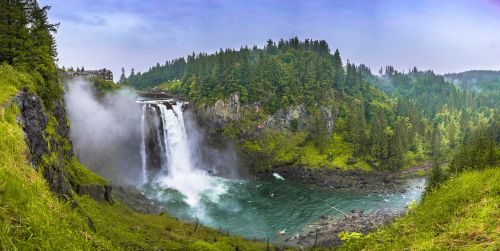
[338,167,500,250]
[0,65,268,250]
[66,157,108,186]
[0,64,34,105]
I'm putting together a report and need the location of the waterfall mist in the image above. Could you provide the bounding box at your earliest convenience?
[65,79,143,185]
[184,110,246,179]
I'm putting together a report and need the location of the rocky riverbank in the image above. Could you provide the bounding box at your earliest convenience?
[284,209,403,249]
[271,166,402,194]
[271,162,431,194]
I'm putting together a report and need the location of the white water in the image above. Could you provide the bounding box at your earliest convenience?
[150,105,166,170]
[140,104,147,184]
[154,103,225,207]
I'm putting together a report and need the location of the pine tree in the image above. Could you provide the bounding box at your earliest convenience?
[371,109,389,168]
[119,67,126,84]
[427,161,443,190]
[0,0,31,68]
[332,49,344,90]
[348,100,367,156]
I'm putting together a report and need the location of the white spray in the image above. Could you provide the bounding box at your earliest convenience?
[154,102,225,207]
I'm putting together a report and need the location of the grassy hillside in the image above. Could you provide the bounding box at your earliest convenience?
[338,167,500,250]
[0,64,266,250]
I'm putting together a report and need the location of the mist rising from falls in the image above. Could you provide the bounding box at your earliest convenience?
[65,79,143,185]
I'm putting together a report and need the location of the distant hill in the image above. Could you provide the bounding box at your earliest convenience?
[444,70,500,108]
[444,70,500,91]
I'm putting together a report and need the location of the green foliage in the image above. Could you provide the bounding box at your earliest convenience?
[88,77,120,96]
[66,157,107,186]
[299,134,372,171]
[338,231,363,241]
[128,38,344,109]
[426,161,444,190]
[240,130,307,172]
[406,200,417,215]
[157,80,184,94]
[450,133,499,174]
[340,167,500,250]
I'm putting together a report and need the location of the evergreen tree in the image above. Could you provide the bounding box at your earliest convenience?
[427,161,443,191]
[371,109,389,168]
[332,49,344,89]
[0,0,31,68]
[119,67,126,84]
[347,100,367,156]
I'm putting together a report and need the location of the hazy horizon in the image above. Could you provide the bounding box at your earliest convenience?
[40,0,500,81]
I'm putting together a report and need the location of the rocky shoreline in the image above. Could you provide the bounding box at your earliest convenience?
[270,165,406,194]
[283,209,402,249]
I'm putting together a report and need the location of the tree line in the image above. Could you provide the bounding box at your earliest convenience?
[127,38,498,171]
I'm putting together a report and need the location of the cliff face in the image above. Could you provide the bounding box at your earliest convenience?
[15,87,112,203]
[193,92,337,135]
[195,93,336,134]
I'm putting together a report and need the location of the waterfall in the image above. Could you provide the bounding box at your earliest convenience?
[140,104,148,184]
[153,102,225,207]
[150,106,166,171]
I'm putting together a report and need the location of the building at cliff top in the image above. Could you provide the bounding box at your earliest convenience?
[67,68,113,82]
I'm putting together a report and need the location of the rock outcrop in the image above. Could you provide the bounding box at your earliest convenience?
[16,88,72,199]
[76,184,114,203]
[15,87,49,166]
[196,93,241,129]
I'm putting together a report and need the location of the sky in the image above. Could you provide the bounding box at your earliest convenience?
[39,0,500,81]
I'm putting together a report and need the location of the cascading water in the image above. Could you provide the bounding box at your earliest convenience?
[140,104,148,184]
[141,101,225,207]
[150,105,166,171]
